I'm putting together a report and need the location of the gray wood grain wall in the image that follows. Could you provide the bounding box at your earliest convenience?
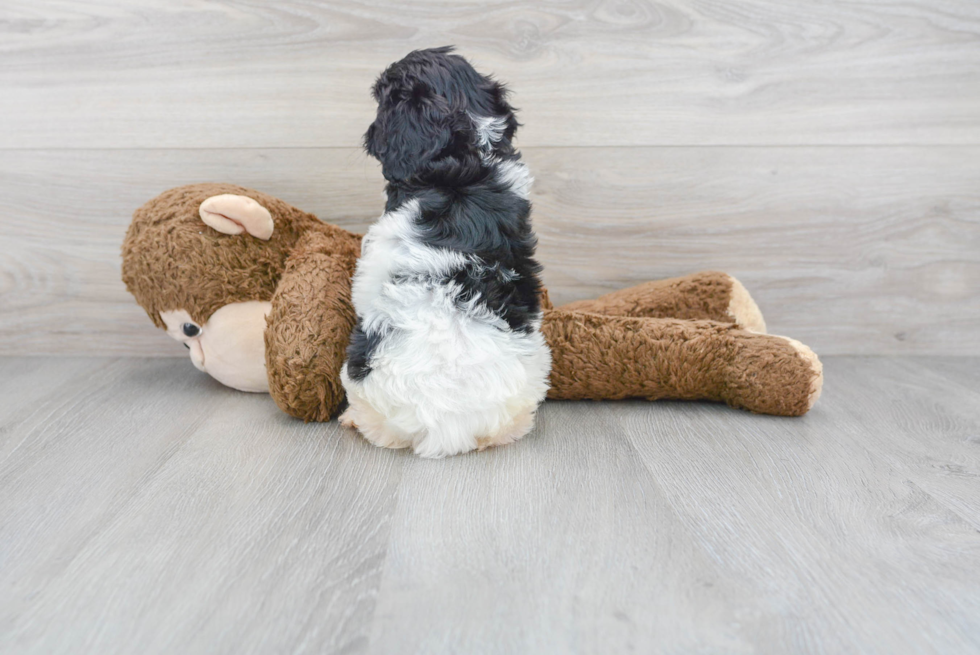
[2,0,978,356]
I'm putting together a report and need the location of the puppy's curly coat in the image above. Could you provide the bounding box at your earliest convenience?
[340,47,551,458]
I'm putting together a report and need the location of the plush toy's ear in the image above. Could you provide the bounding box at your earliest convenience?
[199,194,274,240]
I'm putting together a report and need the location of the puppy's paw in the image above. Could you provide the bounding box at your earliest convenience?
[338,408,358,430]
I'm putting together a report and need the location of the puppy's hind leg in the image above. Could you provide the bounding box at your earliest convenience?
[476,408,536,452]
[412,423,480,459]
[339,395,414,450]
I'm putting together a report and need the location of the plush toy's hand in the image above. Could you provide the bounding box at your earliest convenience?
[557,271,767,333]
[265,229,361,421]
[542,310,821,416]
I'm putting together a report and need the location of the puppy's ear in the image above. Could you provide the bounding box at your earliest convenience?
[488,81,519,148]
[365,89,480,183]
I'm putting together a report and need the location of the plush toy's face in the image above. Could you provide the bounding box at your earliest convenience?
[159,302,271,393]
[122,184,321,393]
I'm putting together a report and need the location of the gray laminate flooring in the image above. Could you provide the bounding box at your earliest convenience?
[1,356,978,654]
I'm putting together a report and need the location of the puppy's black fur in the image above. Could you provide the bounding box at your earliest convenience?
[346,320,383,382]
[365,46,519,185]
[349,46,543,377]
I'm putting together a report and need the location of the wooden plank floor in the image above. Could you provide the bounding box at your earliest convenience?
[5,1,980,148]
[1,357,978,654]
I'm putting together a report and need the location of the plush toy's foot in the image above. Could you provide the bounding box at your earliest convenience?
[726,276,767,333]
[543,311,821,416]
[721,332,823,416]
[557,271,767,333]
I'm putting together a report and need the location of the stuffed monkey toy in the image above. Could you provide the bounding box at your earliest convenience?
[121,183,822,421]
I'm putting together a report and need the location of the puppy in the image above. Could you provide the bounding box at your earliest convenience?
[339,47,551,458]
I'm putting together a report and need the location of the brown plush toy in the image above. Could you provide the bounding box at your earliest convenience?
[122,183,822,423]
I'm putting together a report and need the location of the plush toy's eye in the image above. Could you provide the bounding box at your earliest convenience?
[182,323,201,338]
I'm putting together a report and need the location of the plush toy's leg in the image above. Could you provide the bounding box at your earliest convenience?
[556,271,767,333]
[542,310,822,416]
[265,229,362,422]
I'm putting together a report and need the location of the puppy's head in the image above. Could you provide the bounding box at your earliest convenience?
[365,46,518,185]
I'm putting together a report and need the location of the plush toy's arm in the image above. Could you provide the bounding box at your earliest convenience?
[541,310,822,416]
[556,271,767,333]
[265,229,361,421]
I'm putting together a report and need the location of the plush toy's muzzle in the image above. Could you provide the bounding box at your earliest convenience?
[160,302,272,393]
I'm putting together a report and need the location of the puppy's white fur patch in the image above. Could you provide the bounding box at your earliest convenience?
[340,188,551,459]
[495,160,533,199]
[470,114,507,157]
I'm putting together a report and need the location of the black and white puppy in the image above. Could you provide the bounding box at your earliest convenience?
[339,47,551,458]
